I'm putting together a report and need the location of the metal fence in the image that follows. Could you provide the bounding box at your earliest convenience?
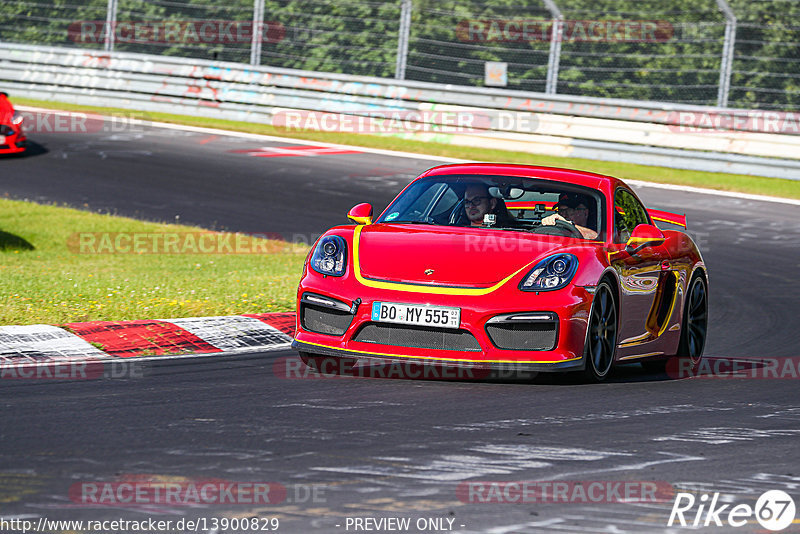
[1,0,798,111]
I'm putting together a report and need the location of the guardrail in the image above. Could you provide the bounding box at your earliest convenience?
[2,42,799,179]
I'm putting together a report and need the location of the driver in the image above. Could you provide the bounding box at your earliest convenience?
[463,185,515,227]
[541,193,598,239]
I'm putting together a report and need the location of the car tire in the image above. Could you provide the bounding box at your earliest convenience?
[673,272,708,374]
[581,280,618,382]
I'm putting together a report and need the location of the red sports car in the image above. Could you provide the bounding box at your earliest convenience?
[0,92,26,155]
[293,163,708,381]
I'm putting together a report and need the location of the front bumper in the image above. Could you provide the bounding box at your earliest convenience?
[292,339,585,372]
[0,131,26,154]
[294,276,594,372]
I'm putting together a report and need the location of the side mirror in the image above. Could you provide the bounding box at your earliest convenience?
[625,224,665,255]
[347,203,373,225]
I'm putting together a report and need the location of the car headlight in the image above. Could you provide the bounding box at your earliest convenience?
[12,112,23,126]
[310,236,347,277]
[519,253,578,291]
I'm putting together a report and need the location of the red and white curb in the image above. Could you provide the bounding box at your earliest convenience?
[0,324,109,362]
[0,313,295,368]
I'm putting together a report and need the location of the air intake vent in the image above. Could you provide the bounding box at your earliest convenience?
[486,316,558,351]
[301,303,353,336]
[354,323,480,352]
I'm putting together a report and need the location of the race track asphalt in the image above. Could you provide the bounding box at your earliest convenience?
[1,118,799,533]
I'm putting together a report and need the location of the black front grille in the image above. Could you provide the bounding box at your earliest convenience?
[301,303,353,336]
[486,322,557,351]
[354,323,481,352]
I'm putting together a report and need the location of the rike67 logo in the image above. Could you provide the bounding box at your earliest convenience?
[668,490,796,531]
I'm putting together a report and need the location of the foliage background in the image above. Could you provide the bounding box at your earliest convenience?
[1,0,797,110]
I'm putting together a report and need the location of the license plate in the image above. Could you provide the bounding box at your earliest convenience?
[371,301,461,329]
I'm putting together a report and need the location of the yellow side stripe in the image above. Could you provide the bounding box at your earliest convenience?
[618,352,663,361]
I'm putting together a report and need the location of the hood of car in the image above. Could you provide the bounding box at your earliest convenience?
[0,102,13,125]
[355,224,570,287]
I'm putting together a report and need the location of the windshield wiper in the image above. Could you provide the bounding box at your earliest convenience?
[393,219,438,225]
[484,226,532,232]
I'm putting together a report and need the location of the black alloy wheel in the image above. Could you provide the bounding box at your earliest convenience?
[582,281,618,382]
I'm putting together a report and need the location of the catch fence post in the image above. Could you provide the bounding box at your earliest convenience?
[396,0,413,79]
[543,0,563,94]
[715,0,737,107]
[104,0,118,52]
[251,0,266,65]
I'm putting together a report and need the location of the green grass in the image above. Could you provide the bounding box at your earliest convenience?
[0,198,307,325]
[15,96,800,200]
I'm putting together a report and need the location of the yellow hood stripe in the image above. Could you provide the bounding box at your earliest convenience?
[352,225,533,296]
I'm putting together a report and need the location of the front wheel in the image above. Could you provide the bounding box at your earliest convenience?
[581,281,618,382]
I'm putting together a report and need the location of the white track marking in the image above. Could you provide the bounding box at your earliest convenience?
[652,427,800,444]
[626,179,800,206]
[313,445,629,481]
[547,452,705,481]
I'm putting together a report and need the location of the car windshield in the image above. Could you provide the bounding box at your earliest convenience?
[376,174,605,240]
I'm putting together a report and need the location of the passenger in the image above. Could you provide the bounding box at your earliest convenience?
[541,192,598,239]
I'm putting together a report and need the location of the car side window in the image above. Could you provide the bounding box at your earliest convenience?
[429,186,459,218]
[404,183,442,216]
[614,189,649,243]
[382,182,443,221]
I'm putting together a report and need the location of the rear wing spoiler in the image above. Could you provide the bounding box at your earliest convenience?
[506,202,687,228]
[648,209,687,228]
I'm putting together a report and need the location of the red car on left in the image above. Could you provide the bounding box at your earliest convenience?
[0,92,26,155]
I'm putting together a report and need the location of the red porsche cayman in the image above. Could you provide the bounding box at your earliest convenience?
[292,163,708,381]
[0,92,26,155]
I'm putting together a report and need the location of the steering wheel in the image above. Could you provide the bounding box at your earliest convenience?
[449,199,467,225]
[535,218,584,238]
